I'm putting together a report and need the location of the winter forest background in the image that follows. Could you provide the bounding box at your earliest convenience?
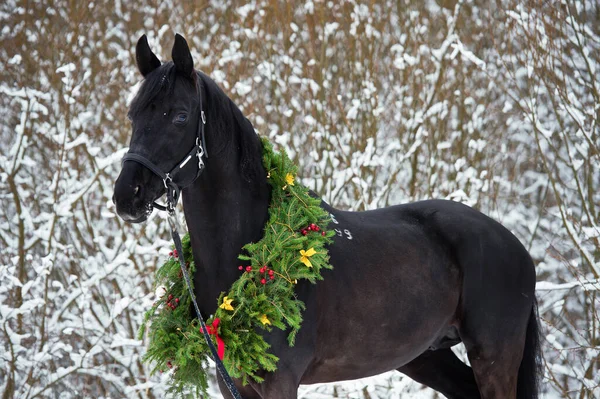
[1,0,598,398]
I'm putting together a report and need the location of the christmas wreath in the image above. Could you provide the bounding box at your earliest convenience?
[139,138,334,394]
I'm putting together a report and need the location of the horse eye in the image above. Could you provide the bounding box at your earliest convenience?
[174,113,188,124]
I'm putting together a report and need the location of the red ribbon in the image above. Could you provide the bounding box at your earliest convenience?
[202,318,225,360]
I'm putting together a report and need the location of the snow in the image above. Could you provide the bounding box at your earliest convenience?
[1,0,598,397]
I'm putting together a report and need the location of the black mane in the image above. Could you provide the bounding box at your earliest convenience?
[197,70,265,188]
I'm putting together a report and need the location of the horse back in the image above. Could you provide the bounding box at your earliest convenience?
[328,198,536,294]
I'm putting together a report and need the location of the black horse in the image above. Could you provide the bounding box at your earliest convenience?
[113,34,541,399]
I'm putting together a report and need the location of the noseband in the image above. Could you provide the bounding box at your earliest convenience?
[121,77,208,214]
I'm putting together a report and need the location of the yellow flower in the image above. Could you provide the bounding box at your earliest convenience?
[299,247,317,267]
[219,296,234,311]
[259,314,271,325]
[285,173,295,186]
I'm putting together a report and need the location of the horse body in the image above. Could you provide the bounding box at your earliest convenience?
[113,34,541,399]
[255,200,536,395]
[300,201,463,382]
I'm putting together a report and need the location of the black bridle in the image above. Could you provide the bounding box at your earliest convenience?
[121,83,208,213]
[121,76,242,399]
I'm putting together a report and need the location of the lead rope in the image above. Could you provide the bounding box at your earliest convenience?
[167,208,243,399]
[165,78,242,398]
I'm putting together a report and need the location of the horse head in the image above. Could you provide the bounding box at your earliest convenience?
[113,34,203,222]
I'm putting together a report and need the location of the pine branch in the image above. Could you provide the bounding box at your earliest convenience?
[139,138,334,391]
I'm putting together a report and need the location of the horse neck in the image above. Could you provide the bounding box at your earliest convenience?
[181,132,269,316]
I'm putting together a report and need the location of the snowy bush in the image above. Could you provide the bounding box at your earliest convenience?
[1,0,597,397]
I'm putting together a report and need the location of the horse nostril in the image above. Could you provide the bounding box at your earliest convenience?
[133,185,141,196]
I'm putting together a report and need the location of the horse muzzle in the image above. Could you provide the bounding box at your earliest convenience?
[113,162,162,223]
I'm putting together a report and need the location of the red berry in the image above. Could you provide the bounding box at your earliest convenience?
[246,266,252,272]
[315,226,320,231]
[268,270,274,276]
[169,251,173,256]
[167,361,172,368]
[270,275,275,280]
[261,278,266,284]
[310,223,317,230]
[301,230,307,236]
[168,294,173,300]
[175,298,179,303]
[322,231,326,236]
[173,250,178,257]
[238,265,243,270]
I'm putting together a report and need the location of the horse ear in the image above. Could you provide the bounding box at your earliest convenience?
[136,34,161,77]
[172,33,194,77]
